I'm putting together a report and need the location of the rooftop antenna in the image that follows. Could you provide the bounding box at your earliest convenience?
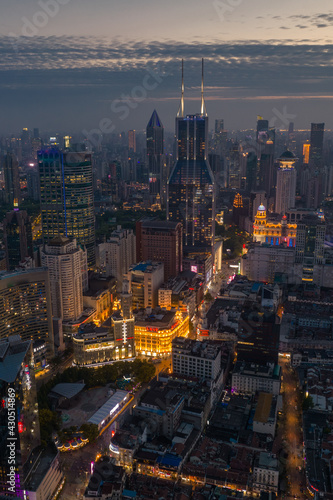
[201,58,207,116]
[177,59,185,118]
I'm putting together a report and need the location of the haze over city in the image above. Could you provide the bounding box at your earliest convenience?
[1,0,333,133]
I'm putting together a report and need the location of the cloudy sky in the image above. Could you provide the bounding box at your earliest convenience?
[1,0,333,135]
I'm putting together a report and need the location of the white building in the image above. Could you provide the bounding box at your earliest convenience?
[99,227,136,290]
[232,362,281,396]
[126,261,164,309]
[41,236,88,322]
[275,151,297,214]
[172,337,224,400]
[241,244,295,283]
[253,452,279,493]
[26,450,64,500]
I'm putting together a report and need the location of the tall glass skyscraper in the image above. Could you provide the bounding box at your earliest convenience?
[167,60,215,251]
[38,148,95,265]
[146,109,164,197]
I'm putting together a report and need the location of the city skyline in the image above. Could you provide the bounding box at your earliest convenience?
[0,1,333,133]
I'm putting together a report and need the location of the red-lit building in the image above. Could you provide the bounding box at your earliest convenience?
[136,220,183,281]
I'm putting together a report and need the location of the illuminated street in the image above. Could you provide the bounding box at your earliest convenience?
[280,357,307,499]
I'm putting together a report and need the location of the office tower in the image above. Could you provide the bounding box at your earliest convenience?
[3,209,33,271]
[275,151,297,214]
[99,227,136,290]
[146,110,164,197]
[128,130,136,153]
[295,214,326,281]
[38,148,95,265]
[21,127,31,160]
[0,268,54,358]
[250,191,267,220]
[256,118,275,195]
[136,219,182,281]
[26,164,40,201]
[287,122,297,154]
[0,336,41,496]
[238,311,279,365]
[167,60,215,251]
[3,153,21,207]
[41,237,88,322]
[126,261,164,309]
[310,123,324,166]
[303,143,310,164]
[228,143,241,188]
[214,119,228,158]
[112,279,135,358]
[246,152,258,194]
[33,128,40,139]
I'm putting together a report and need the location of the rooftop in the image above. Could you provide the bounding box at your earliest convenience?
[88,390,129,426]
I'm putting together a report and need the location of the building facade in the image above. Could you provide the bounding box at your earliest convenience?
[41,236,88,323]
[100,227,136,290]
[3,209,33,271]
[134,308,189,357]
[39,149,95,265]
[275,151,297,215]
[136,220,182,281]
[253,205,297,247]
[3,153,21,207]
[0,268,54,360]
[167,61,215,251]
[0,336,41,496]
[146,110,164,197]
[127,261,164,309]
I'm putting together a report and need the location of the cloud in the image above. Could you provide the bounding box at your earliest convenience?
[0,36,333,133]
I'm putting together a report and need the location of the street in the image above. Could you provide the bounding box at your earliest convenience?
[280,357,307,499]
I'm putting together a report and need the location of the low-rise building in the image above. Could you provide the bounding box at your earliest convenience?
[84,456,125,499]
[25,448,64,500]
[134,308,188,357]
[253,452,279,494]
[232,362,281,396]
[253,393,278,437]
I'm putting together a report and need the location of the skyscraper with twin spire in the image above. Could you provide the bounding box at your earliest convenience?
[167,60,215,251]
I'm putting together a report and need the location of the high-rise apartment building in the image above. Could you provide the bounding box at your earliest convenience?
[99,227,136,290]
[167,60,215,251]
[0,268,54,359]
[3,153,21,207]
[310,123,324,166]
[38,148,95,265]
[41,236,88,322]
[0,336,41,496]
[275,151,297,214]
[3,209,33,271]
[172,336,223,381]
[126,261,164,309]
[136,219,182,280]
[147,110,164,197]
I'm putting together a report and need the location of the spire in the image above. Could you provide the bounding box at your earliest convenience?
[200,58,207,116]
[177,59,185,118]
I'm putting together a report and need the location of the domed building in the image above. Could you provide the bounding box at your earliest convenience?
[253,205,297,246]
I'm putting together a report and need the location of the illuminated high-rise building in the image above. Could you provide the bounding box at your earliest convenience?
[295,214,326,282]
[303,143,310,164]
[146,110,164,196]
[3,152,21,207]
[38,148,95,265]
[167,60,215,251]
[275,151,297,215]
[128,130,136,153]
[0,268,54,360]
[41,236,88,322]
[0,335,41,497]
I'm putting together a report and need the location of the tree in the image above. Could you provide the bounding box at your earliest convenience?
[80,423,99,443]
[39,408,61,448]
[302,394,314,411]
[204,292,213,302]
